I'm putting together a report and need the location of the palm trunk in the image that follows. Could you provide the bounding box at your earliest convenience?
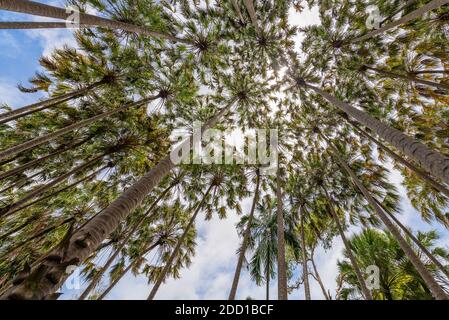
[354,0,449,42]
[300,206,311,300]
[147,183,214,300]
[310,247,331,300]
[322,186,373,300]
[411,70,449,75]
[323,133,449,300]
[0,96,158,161]
[244,0,260,34]
[348,120,449,198]
[0,138,91,182]
[0,170,43,194]
[0,214,41,241]
[304,83,449,185]
[0,81,105,125]
[0,0,191,44]
[0,155,104,218]
[231,0,245,23]
[5,164,109,217]
[379,0,418,26]
[0,21,91,29]
[229,169,260,300]
[266,255,270,301]
[78,182,175,300]
[1,99,235,300]
[375,198,449,280]
[364,65,449,91]
[97,242,159,300]
[276,167,288,300]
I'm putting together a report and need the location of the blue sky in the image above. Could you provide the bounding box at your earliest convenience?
[1,1,448,300]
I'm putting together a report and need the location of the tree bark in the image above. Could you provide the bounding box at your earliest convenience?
[322,186,373,300]
[147,183,214,300]
[364,65,449,91]
[229,169,260,300]
[276,167,288,300]
[299,206,311,300]
[305,83,449,185]
[0,81,105,125]
[354,0,449,42]
[0,0,191,44]
[323,133,449,300]
[266,257,270,301]
[0,21,91,29]
[244,0,260,34]
[348,120,449,198]
[0,95,158,161]
[231,0,245,23]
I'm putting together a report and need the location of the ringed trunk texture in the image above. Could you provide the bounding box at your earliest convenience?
[348,120,449,198]
[276,168,288,300]
[323,187,373,300]
[306,83,449,185]
[365,66,449,91]
[0,96,158,161]
[147,183,214,300]
[324,135,449,300]
[0,81,104,125]
[354,0,449,42]
[228,169,260,300]
[0,100,235,300]
[0,0,191,44]
[300,206,311,300]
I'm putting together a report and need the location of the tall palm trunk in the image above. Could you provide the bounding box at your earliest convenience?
[379,0,418,26]
[323,134,449,300]
[231,0,245,23]
[0,138,91,182]
[0,96,158,161]
[0,170,43,194]
[310,247,331,300]
[0,81,105,125]
[411,70,449,75]
[1,99,235,300]
[5,164,109,217]
[0,22,90,29]
[147,183,214,300]
[97,242,160,300]
[303,83,449,185]
[364,65,449,91]
[78,182,175,300]
[354,0,449,42]
[276,167,288,300]
[229,169,260,300]
[265,254,270,300]
[375,198,449,280]
[244,0,260,34]
[299,206,311,300]
[347,120,449,198]
[322,186,373,300]
[0,0,191,44]
[0,155,104,218]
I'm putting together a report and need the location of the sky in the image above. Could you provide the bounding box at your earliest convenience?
[0,1,448,300]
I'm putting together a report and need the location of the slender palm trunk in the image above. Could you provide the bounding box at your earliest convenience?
[323,134,449,300]
[0,22,90,29]
[276,168,288,300]
[380,0,418,26]
[0,96,158,161]
[310,247,331,300]
[304,83,449,185]
[231,0,245,23]
[78,182,175,300]
[1,99,235,300]
[0,214,41,241]
[411,70,449,75]
[299,206,311,300]
[5,164,109,217]
[266,256,270,300]
[0,170,43,194]
[348,120,449,198]
[229,170,260,300]
[364,65,449,91]
[375,198,449,280]
[97,242,159,300]
[0,138,91,182]
[147,183,214,300]
[244,0,260,34]
[0,155,104,218]
[322,186,373,300]
[0,81,105,125]
[0,0,191,44]
[354,0,449,42]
